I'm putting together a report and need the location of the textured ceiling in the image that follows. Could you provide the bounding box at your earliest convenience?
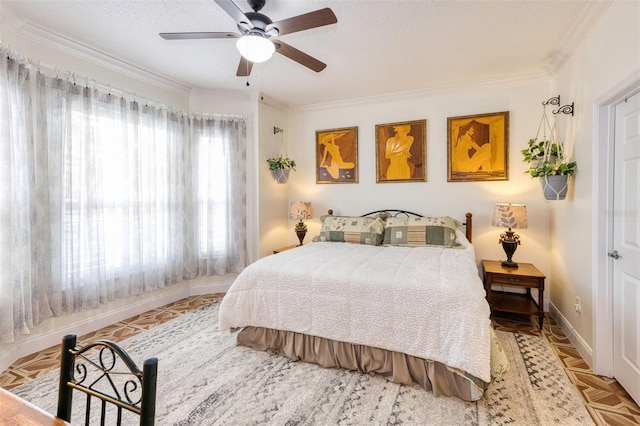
[1,0,604,108]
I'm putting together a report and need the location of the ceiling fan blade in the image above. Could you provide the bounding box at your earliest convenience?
[214,0,253,28]
[274,40,326,73]
[236,57,254,77]
[160,32,240,40]
[267,8,337,36]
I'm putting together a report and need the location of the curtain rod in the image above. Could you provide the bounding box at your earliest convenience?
[1,42,247,122]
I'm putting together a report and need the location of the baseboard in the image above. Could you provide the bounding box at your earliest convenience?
[0,275,235,373]
[549,301,594,368]
[188,281,233,296]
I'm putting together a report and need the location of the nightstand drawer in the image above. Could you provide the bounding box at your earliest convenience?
[491,275,541,287]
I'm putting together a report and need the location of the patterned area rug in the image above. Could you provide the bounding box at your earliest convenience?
[12,301,593,425]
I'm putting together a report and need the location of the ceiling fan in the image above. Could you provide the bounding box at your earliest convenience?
[160,0,337,77]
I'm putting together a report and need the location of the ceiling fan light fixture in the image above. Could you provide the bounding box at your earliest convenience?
[236,34,275,63]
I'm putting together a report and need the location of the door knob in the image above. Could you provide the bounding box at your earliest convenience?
[608,250,621,259]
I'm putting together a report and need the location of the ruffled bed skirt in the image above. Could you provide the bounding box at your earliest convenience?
[237,326,497,401]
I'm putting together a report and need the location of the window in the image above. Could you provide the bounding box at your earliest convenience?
[1,54,247,343]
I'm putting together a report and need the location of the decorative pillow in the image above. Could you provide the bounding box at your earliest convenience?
[382,216,462,247]
[317,216,385,246]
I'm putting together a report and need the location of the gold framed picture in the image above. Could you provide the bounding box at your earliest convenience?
[447,111,509,182]
[316,126,358,184]
[375,119,426,183]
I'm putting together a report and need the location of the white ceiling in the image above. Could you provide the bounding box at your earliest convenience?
[1,0,607,108]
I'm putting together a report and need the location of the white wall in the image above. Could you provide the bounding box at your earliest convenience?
[257,99,290,258]
[285,78,554,297]
[549,0,640,369]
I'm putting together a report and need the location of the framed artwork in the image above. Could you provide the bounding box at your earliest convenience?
[315,126,358,184]
[447,111,509,182]
[375,119,426,183]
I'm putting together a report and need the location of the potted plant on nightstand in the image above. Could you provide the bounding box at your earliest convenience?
[267,155,296,184]
[522,138,576,200]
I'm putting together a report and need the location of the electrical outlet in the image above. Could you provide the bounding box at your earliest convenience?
[575,296,581,313]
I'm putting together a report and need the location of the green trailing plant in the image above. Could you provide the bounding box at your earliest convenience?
[525,159,577,177]
[521,138,558,163]
[522,139,576,177]
[267,155,296,171]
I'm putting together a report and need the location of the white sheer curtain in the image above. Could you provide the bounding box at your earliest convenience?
[0,51,247,344]
[0,54,37,342]
[192,117,247,275]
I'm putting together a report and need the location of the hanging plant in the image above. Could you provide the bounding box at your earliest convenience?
[522,108,577,200]
[267,155,296,184]
[267,127,296,184]
[267,155,297,171]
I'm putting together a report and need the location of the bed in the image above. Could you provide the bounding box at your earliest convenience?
[218,210,508,401]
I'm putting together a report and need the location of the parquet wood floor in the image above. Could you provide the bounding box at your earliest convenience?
[492,312,640,426]
[0,294,222,391]
[1,295,638,425]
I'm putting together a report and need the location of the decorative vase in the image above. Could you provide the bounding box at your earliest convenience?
[271,169,290,184]
[540,175,569,200]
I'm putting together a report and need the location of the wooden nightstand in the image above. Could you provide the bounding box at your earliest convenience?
[273,244,298,254]
[482,260,546,330]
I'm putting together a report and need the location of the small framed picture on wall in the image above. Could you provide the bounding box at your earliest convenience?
[375,119,426,183]
[315,126,358,184]
[447,111,509,182]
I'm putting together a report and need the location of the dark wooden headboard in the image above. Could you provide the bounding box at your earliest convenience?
[324,209,473,243]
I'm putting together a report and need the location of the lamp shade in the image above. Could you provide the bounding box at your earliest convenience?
[289,201,312,220]
[492,203,527,229]
[236,34,275,63]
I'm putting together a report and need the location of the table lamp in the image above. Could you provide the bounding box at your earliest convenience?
[492,203,527,267]
[289,201,312,245]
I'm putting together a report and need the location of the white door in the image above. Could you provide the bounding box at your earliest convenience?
[612,90,640,404]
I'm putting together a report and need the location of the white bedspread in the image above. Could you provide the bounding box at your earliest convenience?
[219,234,492,382]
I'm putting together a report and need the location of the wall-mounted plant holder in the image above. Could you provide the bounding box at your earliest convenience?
[522,96,577,200]
[267,126,296,184]
[543,95,574,116]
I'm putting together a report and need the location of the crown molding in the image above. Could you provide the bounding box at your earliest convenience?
[11,21,191,95]
[545,0,613,76]
[292,72,548,112]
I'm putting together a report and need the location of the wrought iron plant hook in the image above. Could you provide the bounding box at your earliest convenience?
[542,95,574,116]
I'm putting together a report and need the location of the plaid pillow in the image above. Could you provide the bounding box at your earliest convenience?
[383,216,462,247]
[317,216,385,246]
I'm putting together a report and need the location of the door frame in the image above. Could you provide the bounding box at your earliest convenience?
[593,73,640,377]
